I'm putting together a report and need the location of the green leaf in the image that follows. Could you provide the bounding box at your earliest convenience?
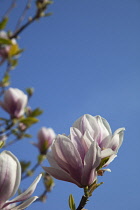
[9,59,18,69]
[8,44,23,57]
[0,73,10,87]
[0,141,5,149]
[0,38,12,45]
[29,108,43,117]
[69,194,76,210]
[88,181,104,196]
[96,156,110,170]
[20,117,39,127]
[26,88,34,97]
[20,161,31,173]
[0,17,8,30]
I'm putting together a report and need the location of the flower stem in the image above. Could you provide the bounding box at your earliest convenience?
[76,195,89,210]
[76,187,89,210]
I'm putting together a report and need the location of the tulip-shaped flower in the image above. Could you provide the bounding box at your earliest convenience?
[33,127,56,154]
[0,88,28,118]
[0,150,42,210]
[73,114,125,166]
[43,128,105,188]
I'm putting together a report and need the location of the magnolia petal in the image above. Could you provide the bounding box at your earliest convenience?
[102,168,111,172]
[70,127,84,156]
[101,148,114,159]
[15,98,26,118]
[95,116,111,146]
[110,128,125,151]
[47,150,61,169]
[0,151,21,207]
[82,142,101,186]
[99,135,111,149]
[9,174,42,203]
[73,115,98,138]
[103,154,117,167]
[97,116,112,135]
[70,128,92,161]
[10,197,38,210]
[43,167,81,187]
[82,130,94,150]
[52,135,83,182]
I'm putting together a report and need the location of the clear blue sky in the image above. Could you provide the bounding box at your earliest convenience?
[0,0,140,209]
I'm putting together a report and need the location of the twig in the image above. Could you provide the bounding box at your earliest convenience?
[15,0,33,31]
[0,121,14,135]
[10,15,37,39]
[3,137,19,148]
[21,162,40,180]
[3,0,16,18]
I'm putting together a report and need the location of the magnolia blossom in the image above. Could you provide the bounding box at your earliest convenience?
[0,88,28,118]
[0,31,16,64]
[43,129,105,188]
[33,127,56,154]
[0,150,42,210]
[44,115,124,187]
[73,114,125,166]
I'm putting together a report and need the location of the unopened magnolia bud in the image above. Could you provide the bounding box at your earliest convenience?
[0,88,28,118]
[33,127,56,155]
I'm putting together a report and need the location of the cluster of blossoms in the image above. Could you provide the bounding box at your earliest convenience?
[44,114,125,188]
[0,150,41,210]
[0,85,125,209]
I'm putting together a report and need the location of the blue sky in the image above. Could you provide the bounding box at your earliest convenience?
[0,0,140,209]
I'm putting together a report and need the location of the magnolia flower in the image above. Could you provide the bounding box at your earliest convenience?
[0,31,16,64]
[43,128,104,188]
[33,127,56,154]
[0,88,28,118]
[0,150,42,210]
[73,114,125,166]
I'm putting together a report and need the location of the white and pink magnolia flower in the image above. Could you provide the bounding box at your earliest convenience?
[0,88,28,118]
[44,115,124,187]
[0,150,42,210]
[73,114,125,166]
[33,127,56,154]
[43,129,104,188]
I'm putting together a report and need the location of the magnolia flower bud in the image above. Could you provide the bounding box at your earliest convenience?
[0,88,28,118]
[33,127,56,154]
[0,150,42,209]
